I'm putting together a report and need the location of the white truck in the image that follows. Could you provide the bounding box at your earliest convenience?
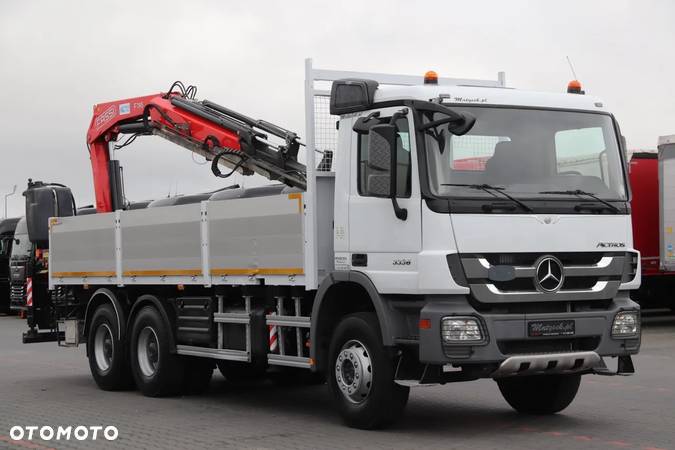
[22,60,641,429]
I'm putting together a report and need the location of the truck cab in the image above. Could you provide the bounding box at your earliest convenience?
[0,217,20,313]
[328,77,640,374]
[9,217,31,312]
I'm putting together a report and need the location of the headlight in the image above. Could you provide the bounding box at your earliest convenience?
[441,317,484,343]
[611,311,639,337]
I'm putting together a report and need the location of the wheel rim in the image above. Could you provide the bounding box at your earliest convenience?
[335,339,373,404]
[137,326,160,378]
[93,323,114,374]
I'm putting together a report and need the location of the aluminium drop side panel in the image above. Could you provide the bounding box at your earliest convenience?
[50,213,117,280]
[121,203,203,280]
[659,139,675,271]
[207,195,304,277]
[51,195,303,286]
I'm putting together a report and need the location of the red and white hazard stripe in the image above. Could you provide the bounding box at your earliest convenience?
[26,277,33,307]
[268,312,278,352]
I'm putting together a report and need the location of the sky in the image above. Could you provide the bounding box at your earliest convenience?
[1,0,674,217]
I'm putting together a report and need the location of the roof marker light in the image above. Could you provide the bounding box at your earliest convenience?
[424,71,438,85]
[567,80,585,95]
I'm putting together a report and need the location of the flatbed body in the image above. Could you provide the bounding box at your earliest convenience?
[50,192,305,287]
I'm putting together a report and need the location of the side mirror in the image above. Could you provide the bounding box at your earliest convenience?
[621,134,628,162]
[366,123,407,220]
[366,124,396,197]
[418,108,476,136]
[448,112,476,136]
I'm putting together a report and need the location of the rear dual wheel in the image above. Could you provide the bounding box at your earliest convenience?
[87,304,133,390]
[87,302,215,396]
[129,305,212,396]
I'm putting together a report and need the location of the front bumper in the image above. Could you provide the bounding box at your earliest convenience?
[419,293,640,373]
[491,351,601,377]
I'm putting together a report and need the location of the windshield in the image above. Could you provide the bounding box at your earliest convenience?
[423,106,627,201]
[10,233,31,258]
[10,220,30,258]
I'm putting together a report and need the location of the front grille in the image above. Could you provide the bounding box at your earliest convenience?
[10,284,25,309]
[492,276,602,293]
[483,252,610,267]
[498,337,601,355]
[10,284,24,301]
[493,278,535,292]
[459,252,626,304]
[562,276,601,290]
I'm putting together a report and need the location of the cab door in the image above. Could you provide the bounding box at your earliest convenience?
[347,106,422,293]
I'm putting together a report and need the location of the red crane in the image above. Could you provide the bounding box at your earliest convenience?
[86,82,305,213]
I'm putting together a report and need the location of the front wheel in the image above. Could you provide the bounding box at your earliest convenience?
[497,374,581,414]
[328,313,409,429]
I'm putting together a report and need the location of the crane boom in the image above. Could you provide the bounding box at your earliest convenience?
[86,83,306,213]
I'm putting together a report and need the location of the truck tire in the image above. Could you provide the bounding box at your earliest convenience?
[497,374,581,414]
[129,305,184,397]
[327,312,409,429]
[87,303,133,390]
[182,357,214,395]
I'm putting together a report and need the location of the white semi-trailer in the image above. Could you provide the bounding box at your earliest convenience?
[22,61,641,429]
[658,135,675,272]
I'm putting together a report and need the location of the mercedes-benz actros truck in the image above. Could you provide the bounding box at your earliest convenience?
[21,61,641,429]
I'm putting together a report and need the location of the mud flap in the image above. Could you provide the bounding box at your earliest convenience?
[593,355,635,376]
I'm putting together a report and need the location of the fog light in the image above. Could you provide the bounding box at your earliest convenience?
[441,317,484,343]
[612,311,639,337]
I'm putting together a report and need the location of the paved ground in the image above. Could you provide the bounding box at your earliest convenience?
[0,312,673,450]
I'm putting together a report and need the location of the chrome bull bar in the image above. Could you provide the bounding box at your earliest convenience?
[491,351,602,378]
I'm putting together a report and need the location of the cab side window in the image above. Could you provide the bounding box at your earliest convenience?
[0,238,10,256]
[357,117,411,197]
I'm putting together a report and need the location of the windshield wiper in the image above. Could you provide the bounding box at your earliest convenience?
[442,183,534,213]
[538,189,620,213]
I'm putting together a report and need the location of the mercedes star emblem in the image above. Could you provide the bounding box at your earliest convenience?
[534,256,565,292]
